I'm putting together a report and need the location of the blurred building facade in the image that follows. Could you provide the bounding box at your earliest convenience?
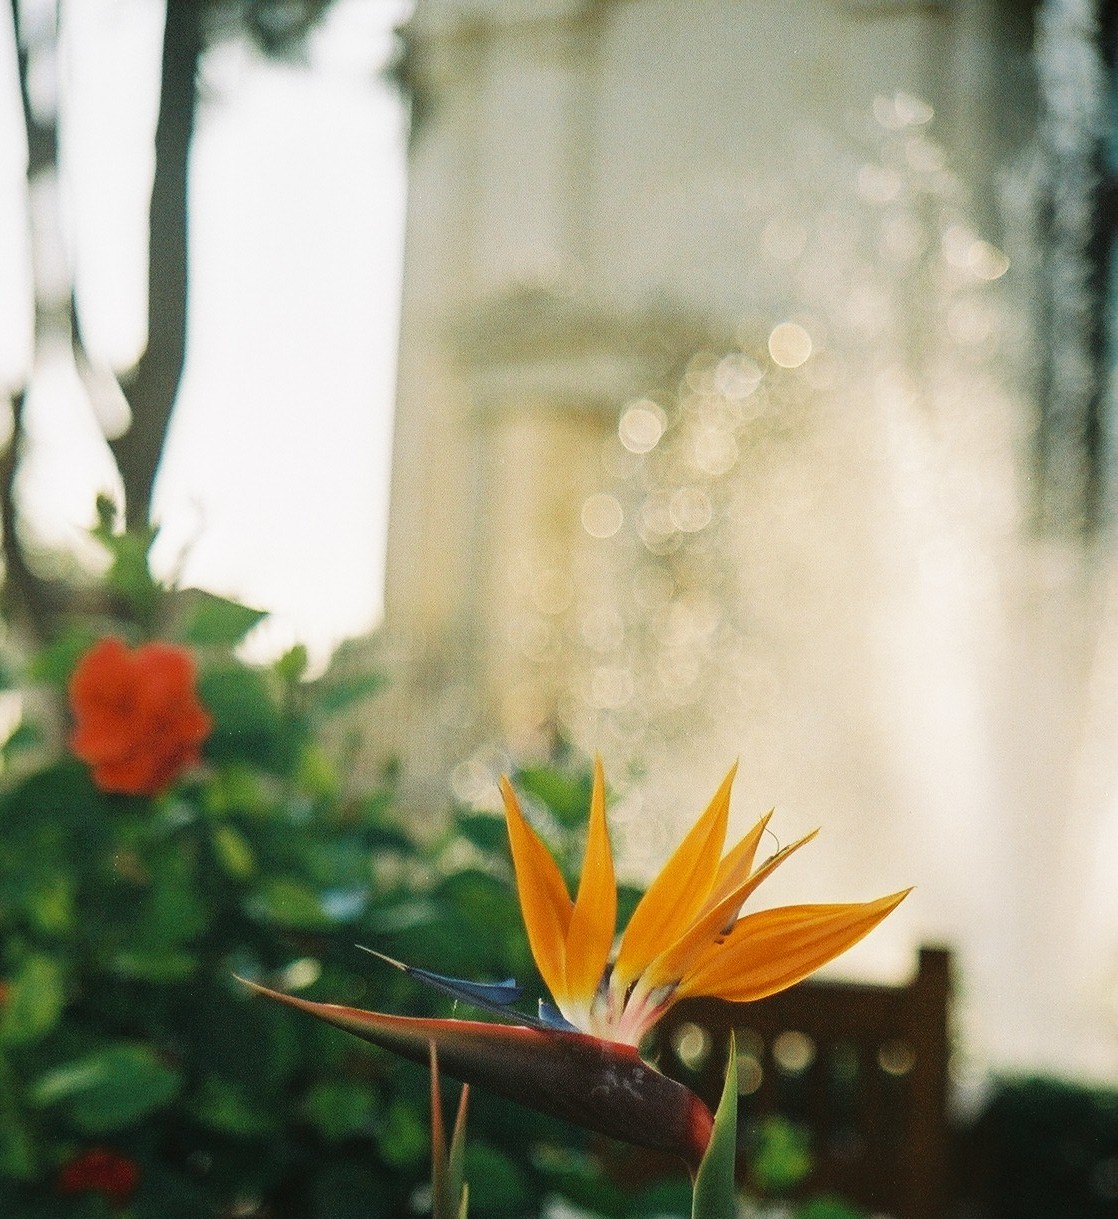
[374,0,1118,1079]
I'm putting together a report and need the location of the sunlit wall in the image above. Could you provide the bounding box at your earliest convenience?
[380,0,1118,1082]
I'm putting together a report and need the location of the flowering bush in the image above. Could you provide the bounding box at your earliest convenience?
[69,637,212,796]
[0,513,639,1219]
[0,509,898,1219]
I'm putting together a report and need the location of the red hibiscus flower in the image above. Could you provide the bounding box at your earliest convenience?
[69,637,212,797]
[57,1146,140,1208]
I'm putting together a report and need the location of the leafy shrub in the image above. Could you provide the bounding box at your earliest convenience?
[971,1076,1118,1219]
[0,518,612,1218]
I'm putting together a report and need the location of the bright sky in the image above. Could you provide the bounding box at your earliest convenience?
[0,0,410,667]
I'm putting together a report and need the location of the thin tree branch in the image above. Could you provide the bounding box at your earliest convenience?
[109,0,204,529]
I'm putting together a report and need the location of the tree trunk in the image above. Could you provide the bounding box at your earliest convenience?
[1,0,70,640]
[110,0,204,530]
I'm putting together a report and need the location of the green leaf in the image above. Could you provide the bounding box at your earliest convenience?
[455,813,507,856]
[108,948,199,983]
[199,666,281,735]
[211,823,257,879]
[92,522,162,624]
[187,1075,278,1137]
[0,953,65,1047]
[244,878,333,930]
[197,665,285,767]
[515,765,592,828]
[377,1096,429,1170]
[460,1143,527,1213]
[30,1043,181,1134]
[0,759,103,835]
[132,865,210,949]
[751,1115,813,1195]
[26,873,74,936]
[179,592,268,647]
[274,644,309,683]
[204,764,271,817]
[295,742,339,800]
[0,1110,36,1180]
[313,670,386,718]
[303,1079,378,1142]
[692,1032,739,1219]
[26,628,102,688]
[0,1059,38,1179]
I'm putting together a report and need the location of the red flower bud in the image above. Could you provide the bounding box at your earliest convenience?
[57,1146,140,1208]
[69,637,212,797]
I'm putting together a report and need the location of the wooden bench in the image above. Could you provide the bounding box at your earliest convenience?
[656,946,953,1219]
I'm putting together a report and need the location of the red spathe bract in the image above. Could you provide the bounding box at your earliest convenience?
[238,980,716,1171]
[69,637,212,797]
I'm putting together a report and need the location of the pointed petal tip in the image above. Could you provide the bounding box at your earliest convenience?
[356,944,406,970]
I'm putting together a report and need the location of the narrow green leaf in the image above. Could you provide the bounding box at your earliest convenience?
[447,1081,470,1219]
[430,1045,449,1219]
[212,823,257,879]
[691,1032,739,1219]
[180,592,268,646]
[430,1047,469,1219]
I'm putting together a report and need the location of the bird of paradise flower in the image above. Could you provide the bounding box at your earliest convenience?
[240,761,908,1173]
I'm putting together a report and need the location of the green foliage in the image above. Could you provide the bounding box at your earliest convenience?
[30,1043,182,1133]
[796,1196,867,1219]
[691,1036,739,1219]
[430,1051,469,1219]
[0,520,646,1218]
[973,1075,1118,1219]
[178,591,268,646]
[749,1116,813,1197]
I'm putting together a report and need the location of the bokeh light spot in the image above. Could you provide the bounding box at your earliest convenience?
[581,492,624,538]
[768,322,813,368]
[619,399,666,453]
[669,486,713,532]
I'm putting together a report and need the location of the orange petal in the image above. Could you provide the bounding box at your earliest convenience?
[642,830,818,990]
[501,776,572,1003]
[699,811,774,913]
[674,890,911,1003]
[612,764,738,991]
[563,757,617,1007]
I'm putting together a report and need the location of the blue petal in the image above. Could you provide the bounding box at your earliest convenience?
[357,946,527,1014]
[537,999,579,1032]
